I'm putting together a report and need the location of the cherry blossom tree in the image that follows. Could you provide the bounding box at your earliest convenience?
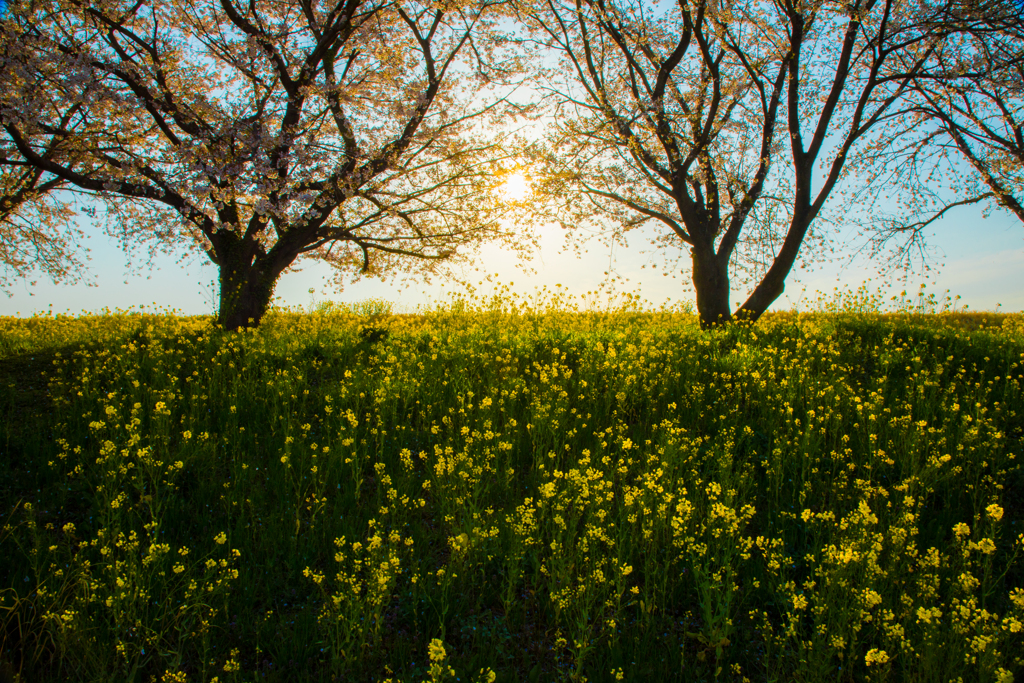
[520,0,985,327]
[0,0,533,329]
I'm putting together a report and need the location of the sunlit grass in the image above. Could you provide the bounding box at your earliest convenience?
[1,289,1022,682]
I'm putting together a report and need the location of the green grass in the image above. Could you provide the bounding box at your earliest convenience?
[1,300,1022,683]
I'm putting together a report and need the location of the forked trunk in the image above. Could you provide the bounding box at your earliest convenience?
[691,244,732,329]
[736,267,787,323]
[735,217,812,323]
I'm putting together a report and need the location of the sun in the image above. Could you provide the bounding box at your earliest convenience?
[496,172,531,202]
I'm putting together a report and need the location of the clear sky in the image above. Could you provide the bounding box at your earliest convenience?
[1,194,1020,317]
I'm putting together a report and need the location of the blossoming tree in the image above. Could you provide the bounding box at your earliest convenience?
[0,0,533,329]
[520,0,1004,327]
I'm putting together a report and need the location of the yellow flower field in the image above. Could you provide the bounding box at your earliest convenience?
[1,294,1022,682]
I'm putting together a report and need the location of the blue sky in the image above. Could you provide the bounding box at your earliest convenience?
[2,196,1021,317]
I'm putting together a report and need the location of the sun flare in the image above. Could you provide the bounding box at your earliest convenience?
[497,172,531,202]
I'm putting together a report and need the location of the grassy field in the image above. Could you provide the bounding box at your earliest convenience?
[1,294,1022,683]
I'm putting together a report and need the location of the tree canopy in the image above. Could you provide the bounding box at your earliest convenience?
[519,0,1021,326]
[0,0,534,328]
[855,1,1023,268]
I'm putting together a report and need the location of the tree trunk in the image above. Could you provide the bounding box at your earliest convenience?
[736,218,811,322]
[736,266,787,323]
[217,255,281,331]
[691,244,732,328]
